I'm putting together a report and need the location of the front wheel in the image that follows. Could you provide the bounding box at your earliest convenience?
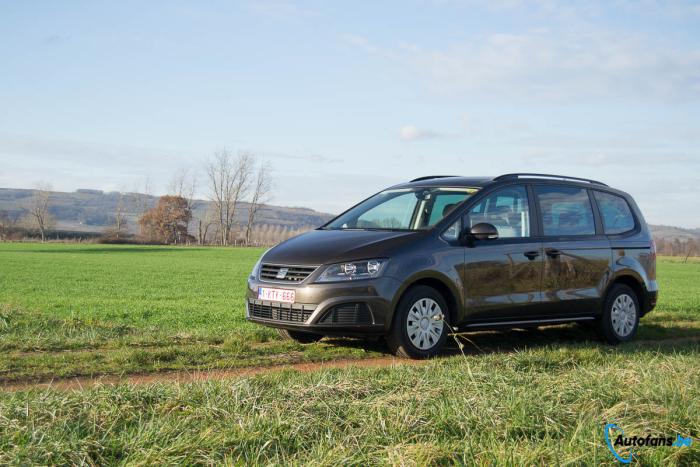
[597,284,640,344]
[277,329,323,344]
[386,285,449,359]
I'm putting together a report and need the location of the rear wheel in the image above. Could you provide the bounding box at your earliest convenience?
[387,285,449,359]
[597,284,640,344]
[277,329,323,344]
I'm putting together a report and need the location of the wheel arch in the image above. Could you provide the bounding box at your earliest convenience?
[604,274,645,311]
[389,275,460,330]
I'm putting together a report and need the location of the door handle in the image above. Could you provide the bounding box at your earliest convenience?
[524,250,540,260]
[545,248,562,258]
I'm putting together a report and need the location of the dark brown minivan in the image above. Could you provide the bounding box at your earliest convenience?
[246,173,658,358]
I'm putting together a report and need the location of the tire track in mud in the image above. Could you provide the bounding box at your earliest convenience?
[0,356,427,392]
[2,334,697,392]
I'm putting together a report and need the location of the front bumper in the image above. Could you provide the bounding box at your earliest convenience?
[245,275,402,336]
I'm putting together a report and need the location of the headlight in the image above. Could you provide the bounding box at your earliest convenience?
[250,249,271,279]
[250,258,262,280]
[315,259,387,282]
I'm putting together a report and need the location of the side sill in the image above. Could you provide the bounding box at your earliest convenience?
[461,316,595,329]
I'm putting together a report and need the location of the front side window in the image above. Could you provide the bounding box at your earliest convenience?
[465,185,530,238]
[594,191,635,234]
[324,187,479,231]
[535,185,595,236]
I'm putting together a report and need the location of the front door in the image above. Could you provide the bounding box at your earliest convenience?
[462,185,544,322]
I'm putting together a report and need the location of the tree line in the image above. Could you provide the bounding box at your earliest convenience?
[107,150,280,246]
[3,161,700,255]
[0,182,56,242]
[0,150,314,246]
[655,237,698,262]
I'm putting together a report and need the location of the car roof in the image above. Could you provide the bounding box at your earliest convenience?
[391,173,616,190]
[391,176,496,189]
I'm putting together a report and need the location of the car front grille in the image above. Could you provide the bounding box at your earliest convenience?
[248,299,316,323]
[259,264,317,283]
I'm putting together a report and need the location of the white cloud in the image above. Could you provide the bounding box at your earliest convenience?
[432,0,700,20]
[245,0,317,19]
[341,34,385,55]
[346,28,700,101]
[399,125,444,141]
[522,150,700,167]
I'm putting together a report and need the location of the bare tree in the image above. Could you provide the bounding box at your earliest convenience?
[169,168,197,241]
[169,168,196,201]
[196,206,217,245]
[245,161,273,246]
[26,183,54,242]
[0,210,20,240]
[111,192,129,240]
[205,150,253,245]
[684,239,698,263]
[130,176,153,218]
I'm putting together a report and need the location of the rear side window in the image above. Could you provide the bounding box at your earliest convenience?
[535,185,595,236]
[594,191,635,234]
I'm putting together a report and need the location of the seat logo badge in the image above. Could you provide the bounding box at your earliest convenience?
[276,268,289,279]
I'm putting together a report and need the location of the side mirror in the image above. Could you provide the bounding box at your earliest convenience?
[469,222,499,241]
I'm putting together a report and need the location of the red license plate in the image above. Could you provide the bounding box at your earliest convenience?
[258,287,295,304]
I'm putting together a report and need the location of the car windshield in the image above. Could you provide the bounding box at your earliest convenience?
[323,187,479,231]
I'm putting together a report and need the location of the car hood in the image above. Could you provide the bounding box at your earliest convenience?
[262,229,425,265]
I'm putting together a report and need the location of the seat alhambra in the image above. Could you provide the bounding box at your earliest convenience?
[246,173,657,358]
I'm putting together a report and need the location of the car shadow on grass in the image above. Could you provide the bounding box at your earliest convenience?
[320,323,700,359]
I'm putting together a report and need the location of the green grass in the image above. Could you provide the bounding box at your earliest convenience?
[0,243,386,381]
[0,243,263,336]
[0,244,699,464]
[1,244,699,383]
[0,346,698,465]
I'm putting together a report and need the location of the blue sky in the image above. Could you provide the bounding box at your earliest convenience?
[1,0,699,226]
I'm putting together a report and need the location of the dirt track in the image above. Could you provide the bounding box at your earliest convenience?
[0,357,427,393]
[3,334,697,393]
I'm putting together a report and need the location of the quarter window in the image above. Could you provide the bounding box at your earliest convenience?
[442,219,461,242]
[535,185,595,236]
[594,191,635,234]
[466,185,530,238]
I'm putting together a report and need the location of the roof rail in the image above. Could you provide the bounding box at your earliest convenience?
[410,175,456,182]
[493,173,608,186]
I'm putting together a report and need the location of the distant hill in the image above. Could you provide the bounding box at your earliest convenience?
[649,224,700,242]
[0,187,334,234]
[2,187,698,243]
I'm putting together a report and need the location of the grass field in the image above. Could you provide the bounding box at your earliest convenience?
[0,243,698,464]
[0,243,384,381]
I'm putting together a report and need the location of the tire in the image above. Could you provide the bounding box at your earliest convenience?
[386,285,449,359]
[277,329,323,344]
[596,284,640,344]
